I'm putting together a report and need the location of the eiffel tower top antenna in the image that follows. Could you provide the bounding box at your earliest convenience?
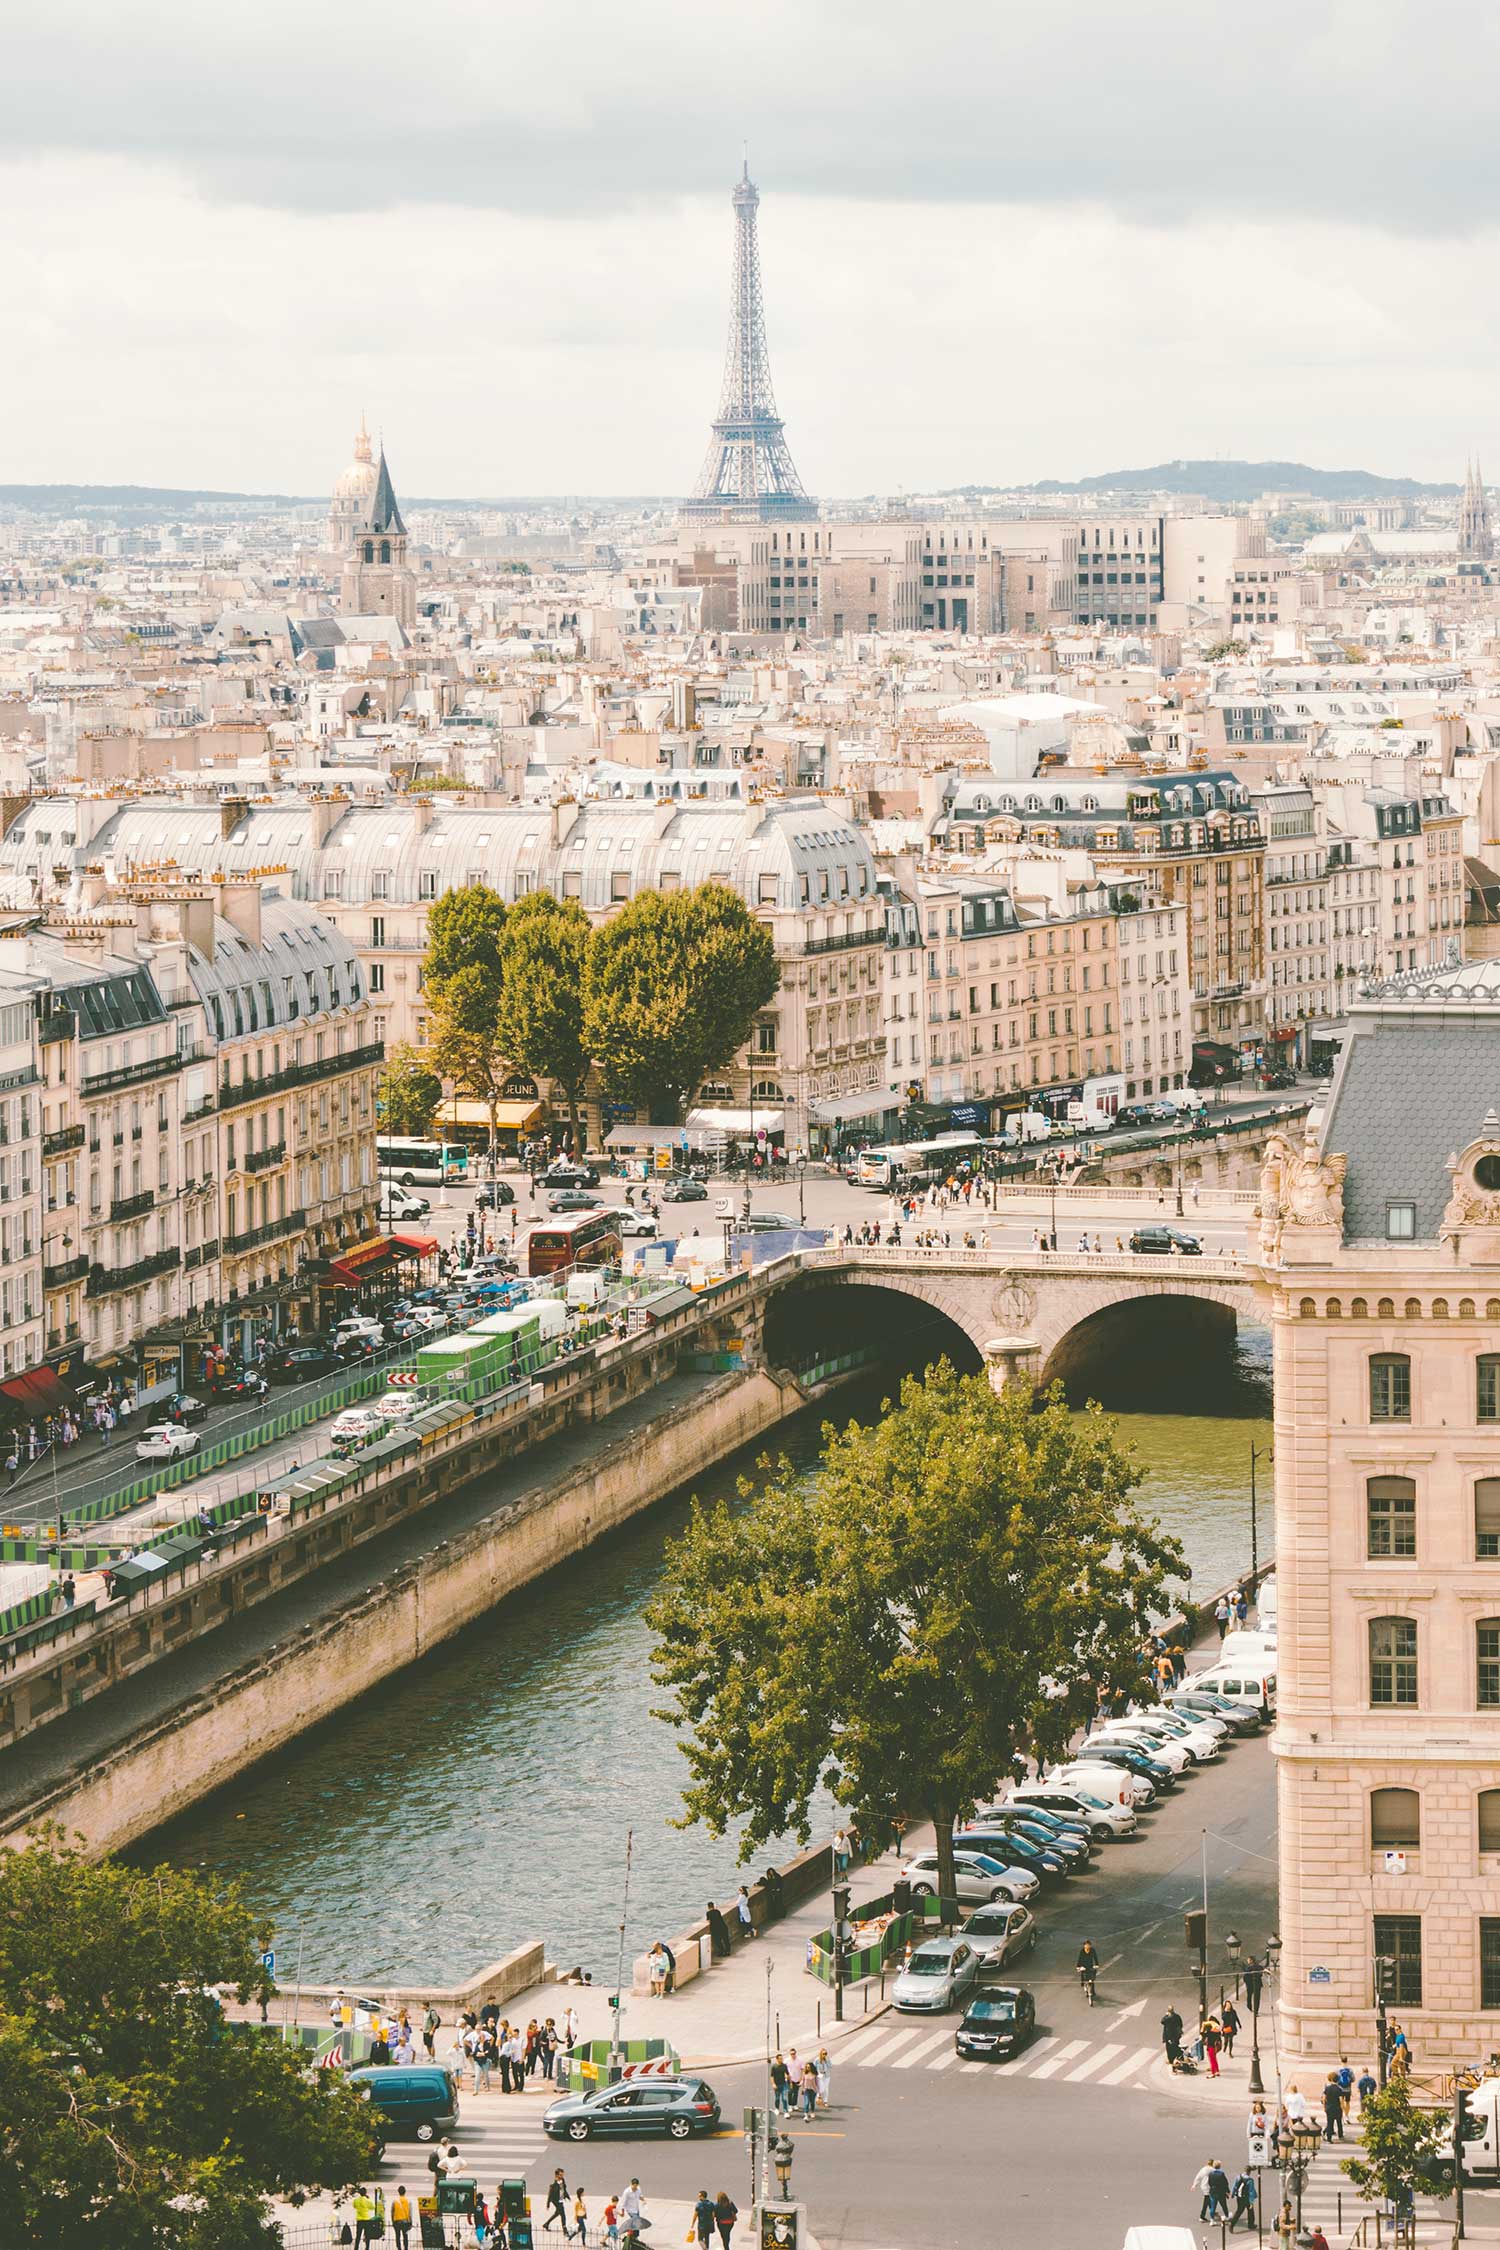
[680,163,817,523]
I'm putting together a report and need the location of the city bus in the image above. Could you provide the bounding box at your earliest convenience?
[853,1133,984,1191]
[376,1136,472,1187]
[526,1208,623,1278]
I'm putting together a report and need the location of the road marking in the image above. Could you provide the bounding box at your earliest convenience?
[1098,2044,1158,2085]
[994,2035,1057,2072]
[892,2027,954,2069]
[1100,1953,1123,1971]
[929,2049,960,2072]
[831,2023,898,2064]
[846,2025,927,2068]
[1026,2038,1089,2080]
[1138,1920,1162,1942]
[1062,2043,1124,2082]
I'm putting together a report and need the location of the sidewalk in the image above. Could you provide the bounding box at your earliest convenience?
[270,2192,822,2250]
[502,1836,917,2069]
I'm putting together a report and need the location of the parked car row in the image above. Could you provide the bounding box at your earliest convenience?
[889,1661,1270,2047]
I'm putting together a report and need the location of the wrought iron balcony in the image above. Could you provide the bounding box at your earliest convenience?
[85,1245,181,1299]
[109,1190,155,1223]
[43,1254,88,1289]
[244,1141,287,1174]
[218,1041,384,1112]
[42,1123,86,1159]
[223,1209,307,1257]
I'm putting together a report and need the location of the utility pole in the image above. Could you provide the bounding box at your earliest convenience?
[1249,1442,1270,1586]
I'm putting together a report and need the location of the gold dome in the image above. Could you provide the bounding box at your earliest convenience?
[332,414,376,502]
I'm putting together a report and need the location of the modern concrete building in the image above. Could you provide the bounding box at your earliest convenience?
[1261,955,1500,2066]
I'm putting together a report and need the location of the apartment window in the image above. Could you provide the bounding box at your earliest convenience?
[371,916,385,948]
[1480,1920,1500,2008]
[1370,1788,1420,1850]
[418,871,437,902]
[1482,1791,1500,1855]
[1372,1914,1422,2007]
[1386,1200,1416,1240]
[1480,1357,1500,1423]
[1480,1621,1500,1708]
[369,965,385,995]
[371,870,390,901]
[1369,1616,1418,1706]
[323,869,343,900]
[1367,1476,1416,1559]
[1478,1479,1500,1561]
[1369,1353,1411,1422]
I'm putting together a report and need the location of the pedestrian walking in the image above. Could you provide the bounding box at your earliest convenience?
[1193,2162,1217,2222]
[422,2003,439,2060]
[1357,2064,1378,2112]
[832,1827,851,1878]
[1285,2082,1308,2125]
[798,2057,818,2117]
[815,2047,831,2108]
[769,2052,791,2114]
[602,2196,621,2249]
[713,2190,739,2248]
[1202,2015,1222,2078]
[736,1885,757,1941]
[1228,2171,1258,2233]
[1220,2000,1240,2057]
[1336,2057,1355,2118]
[390,2185,413,2250]
[621,2181,647,2245]
[543,2170,570,2233]
[1322,2070,1346,2141]
[1206,2163,1231,2223]
[1161,2006,1184,2065]
[693,2189,717,2247]
[570,2189,587,2243]
[1214,1596,1230,1640]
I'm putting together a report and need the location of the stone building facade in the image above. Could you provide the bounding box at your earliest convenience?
[1260,957,1500,2066]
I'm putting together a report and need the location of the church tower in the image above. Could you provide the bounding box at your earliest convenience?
[1458,456,1493,561]
[336,435,416,630]
[328,415,377,556]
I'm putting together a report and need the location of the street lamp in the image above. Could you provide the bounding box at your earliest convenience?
[771,2132,795,2201]
[1265,1932,1282,1976]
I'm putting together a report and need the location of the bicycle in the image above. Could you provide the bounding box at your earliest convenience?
[1078,1966,1098,2007]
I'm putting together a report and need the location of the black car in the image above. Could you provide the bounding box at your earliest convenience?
[547,1189,603,1213]
[1115,1103,1158,1130]
[955,1987,1036,2061]
[1169,1688,1262,1734]
[965,1812,1090,1868]
[660,1177,708,1203]
[1080,1741,1174,1791]
[475,1181,516,1209]
[166,1392,209,1426]
[956,1828,1067,1881]
[543,2076,721,2142]
[209,1371,270,1406]
[1128,1226,1202,1256]
[542,1161,599,1190]
[266,1343,337,1385]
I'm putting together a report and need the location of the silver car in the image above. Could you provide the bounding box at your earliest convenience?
[961,1901,1038,1972]
[891,1935,981,2013]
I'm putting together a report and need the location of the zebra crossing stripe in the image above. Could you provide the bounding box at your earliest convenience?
[1097,2045,1158,2085]
[848,2025,927,2068]
[1027,2038,1090,2080]
[833,2023,900,2065]
[993,2035,1058,2072]
[892,2028,954,2070]
[1061,2043,1125,2082]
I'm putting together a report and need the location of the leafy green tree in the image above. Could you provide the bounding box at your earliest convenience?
[496,892,591,1150]
[647,1364,1184,1902]
[1342,2076,1454,2205]
[377,1041,443,1138]
[583,881,779,1124]
[423,884,510,1158]
[0,1827,375,2250]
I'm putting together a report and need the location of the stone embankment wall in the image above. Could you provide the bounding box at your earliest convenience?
[0,1368,801,1860]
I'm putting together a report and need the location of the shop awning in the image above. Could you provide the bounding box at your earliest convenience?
[0,1367,74,1412]
[687,1107,785,1134]
[808,1089,897,1123]
[329,1235,402,1286]
[442,1097,545,1131]
[392,1229,438,1258]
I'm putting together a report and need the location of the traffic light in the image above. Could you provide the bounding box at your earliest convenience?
[1376,1955,1398,2004]
[1185,1910,1207,1955]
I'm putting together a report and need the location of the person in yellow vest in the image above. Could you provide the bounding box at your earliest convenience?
[351,2186,377,2250]
[390,2185,412,2250]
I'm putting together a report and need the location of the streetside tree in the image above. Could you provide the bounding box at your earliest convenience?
[647,1363,1185,1904]
[422,884,510,1163]
[376,1041,444,1139]
[582,881,779,1125]
[1342,2077,1455,2209]
[0,1826,375,2250]
[496,892,591,1154]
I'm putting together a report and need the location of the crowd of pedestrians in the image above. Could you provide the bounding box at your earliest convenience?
[2,1380,137,1477]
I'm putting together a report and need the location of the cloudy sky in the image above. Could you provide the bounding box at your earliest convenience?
[4,0,1494,496]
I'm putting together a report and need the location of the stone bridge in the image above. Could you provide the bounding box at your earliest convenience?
[747,1243,1263,1398]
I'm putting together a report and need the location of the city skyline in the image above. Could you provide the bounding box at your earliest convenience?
[5,1,1500,495]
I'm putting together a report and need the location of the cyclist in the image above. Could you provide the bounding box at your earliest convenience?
[1076,1940,1100,2002]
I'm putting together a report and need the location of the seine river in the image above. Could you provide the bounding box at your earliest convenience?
[138,1334,1272,1986]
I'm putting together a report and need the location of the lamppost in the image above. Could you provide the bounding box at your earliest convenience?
[1239,1942,1266,2098]
[1249,1442,1270,1587]
[771,2134,795,2201]
[1280,2118,1322,2231]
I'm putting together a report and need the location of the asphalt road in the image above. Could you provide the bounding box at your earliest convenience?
[399,1723,1282,2250]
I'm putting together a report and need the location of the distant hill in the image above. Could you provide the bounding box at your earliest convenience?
[1010,460,1458,504]
[0,483,314,516]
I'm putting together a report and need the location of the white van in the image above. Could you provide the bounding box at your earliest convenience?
[1220,1629,1276,1666]
[1193,1661,1276,1715]
[1255,1578,1278,1634]
[1435,2073,1500,2182]
[1123,2230,1198,2250]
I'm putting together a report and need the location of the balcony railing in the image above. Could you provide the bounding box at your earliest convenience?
[42,1123,86,1159]
[801,929,884,956]
[82,1046,195,1097]
[182,1096,217,1124]
[43,1253,89,1289]
[37,1010,76,1047]
[85,1245,181,1299]
[218,1041,384,1112]
[109,1190,155,1223]
[184,1240,220,1271]
[223,1209,307,1257]
[244,1140,287,1174]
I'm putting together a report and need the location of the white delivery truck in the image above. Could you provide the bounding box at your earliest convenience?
[1004,1111,1052,1146]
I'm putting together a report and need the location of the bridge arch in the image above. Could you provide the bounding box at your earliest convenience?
[761,1270,984,1381]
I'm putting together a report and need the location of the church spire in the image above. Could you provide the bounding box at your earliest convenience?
[1459,454,1493,562]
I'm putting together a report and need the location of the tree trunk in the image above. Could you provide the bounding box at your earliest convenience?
[566,1083,583,1158]
[929,1797,959,1918]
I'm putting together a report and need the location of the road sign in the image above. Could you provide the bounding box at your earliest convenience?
[1248,2129,1271,2165]
[260,1950,275,1976]
[1308,1965,1332,1984]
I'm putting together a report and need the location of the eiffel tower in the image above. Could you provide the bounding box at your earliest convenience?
[681,164,817,523]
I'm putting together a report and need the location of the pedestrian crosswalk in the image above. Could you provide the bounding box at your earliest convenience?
[830,2017,1159,2089]
[369,2090,550,2193]
[1274,2126,1450,2248]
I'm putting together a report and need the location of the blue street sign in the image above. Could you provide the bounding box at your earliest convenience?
[261,1949,276,1976]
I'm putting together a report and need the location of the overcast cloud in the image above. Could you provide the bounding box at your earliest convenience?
[3,1,1495,494]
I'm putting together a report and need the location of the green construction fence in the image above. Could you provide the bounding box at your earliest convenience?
[804,1889,955,1987]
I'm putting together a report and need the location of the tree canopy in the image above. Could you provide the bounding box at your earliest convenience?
[0,1828,374,2250]
[582,881,779,1124]
[1342,2077,1453,2206]
[422,884,511,1144]
[495,892,591,1149]
[647,1364,1185,1899]
[377,1042,443,1139]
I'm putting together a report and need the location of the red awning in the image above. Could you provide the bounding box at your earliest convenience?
[391,1230,439,1257]
[0,1367,74,1412]
[330,1247,402,1287]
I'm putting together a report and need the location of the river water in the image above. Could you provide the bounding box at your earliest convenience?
[138,1333,1272,1986]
